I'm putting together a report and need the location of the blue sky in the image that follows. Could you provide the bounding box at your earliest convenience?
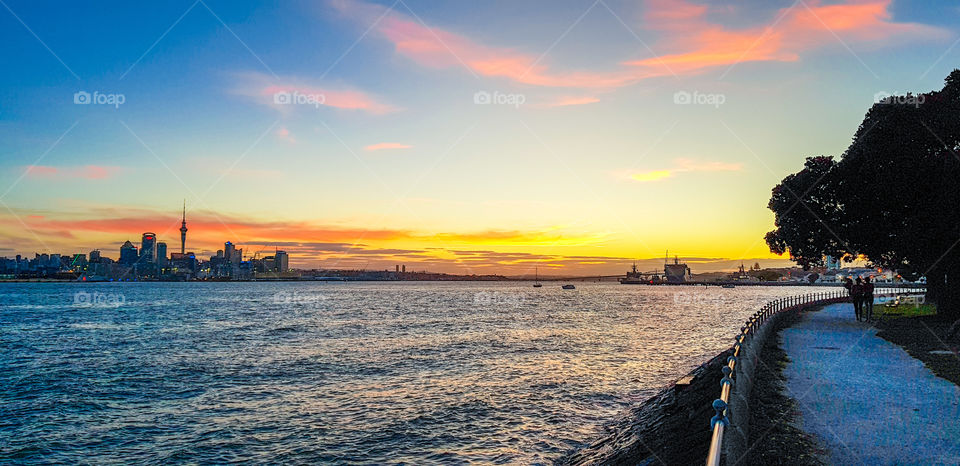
[1,0,959,273]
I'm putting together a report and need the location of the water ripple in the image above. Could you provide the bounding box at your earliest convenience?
[0,282,833,464]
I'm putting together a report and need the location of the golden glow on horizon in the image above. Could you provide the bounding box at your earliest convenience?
[0,204,788,274]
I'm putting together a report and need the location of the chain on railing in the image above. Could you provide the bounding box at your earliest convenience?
[705,286,925,466]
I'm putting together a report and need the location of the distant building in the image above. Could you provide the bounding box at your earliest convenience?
[169,252,198,277]
[223,241,243,277]
[120,240,138,265]
[69,253,87,269]
[402,265,406,273]
[224,242,236,262]
[825,255,840,271]
[140,232,157,264]
[157,242,168,268]
[89,249,101,263]
[275,250,289,272]
[261,256,276,272]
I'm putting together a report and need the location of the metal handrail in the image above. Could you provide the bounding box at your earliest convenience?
[705,287,925,466]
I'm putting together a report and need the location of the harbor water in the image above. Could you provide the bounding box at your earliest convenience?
[1,282,837,464]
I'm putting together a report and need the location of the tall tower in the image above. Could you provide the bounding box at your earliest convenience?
[179,200,188,254]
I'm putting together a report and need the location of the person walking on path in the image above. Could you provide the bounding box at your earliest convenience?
[852,277,865,321]
[843,277,854,320]
[863,276,876,321]
[844,277,859,321]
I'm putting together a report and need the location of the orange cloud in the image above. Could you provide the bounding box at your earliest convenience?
[25,165,59,177]
[25,165,122,180]
[331,0,661,89]
[625,0,946,74]
[8,207,604,260]
[333,0,945,89]
[365,142,412,151]
[0,205,797,273]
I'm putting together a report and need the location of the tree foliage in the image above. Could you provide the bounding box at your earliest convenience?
[766,70,960,318]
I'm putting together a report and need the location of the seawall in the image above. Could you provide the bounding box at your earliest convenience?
[555,349,733,465]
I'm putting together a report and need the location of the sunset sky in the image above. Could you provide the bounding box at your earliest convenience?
[1,0,958,274]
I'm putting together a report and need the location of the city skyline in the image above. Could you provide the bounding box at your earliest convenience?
[2,0,960,274]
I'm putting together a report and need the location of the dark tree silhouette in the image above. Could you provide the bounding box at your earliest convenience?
[764,156,848,268]
[766,70,960,319]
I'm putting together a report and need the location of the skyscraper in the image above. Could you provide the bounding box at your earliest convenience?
[120,240,138,265]
[179,200,188,255]
[157,242,168,268]
[140,232,157,264]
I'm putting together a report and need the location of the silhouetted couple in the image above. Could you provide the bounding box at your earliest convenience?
[844,276,875,322]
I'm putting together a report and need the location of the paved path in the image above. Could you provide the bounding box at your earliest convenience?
[782,303,960,465]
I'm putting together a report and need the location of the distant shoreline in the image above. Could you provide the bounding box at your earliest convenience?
[0,278,925,288]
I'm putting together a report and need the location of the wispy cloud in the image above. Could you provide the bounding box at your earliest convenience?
[5,206,608,266]
[329,0,662,89]
[25,165,123,180]
[234,72,399,115]
[542,96,600,107]
[629,158,742,182]
[631,170,674,182]
[365,142,412,151]
[274,127,296,143]
[625,0,948,74]
[331,0,946,90]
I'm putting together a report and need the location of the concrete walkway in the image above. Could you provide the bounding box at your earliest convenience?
[782,303,960,465]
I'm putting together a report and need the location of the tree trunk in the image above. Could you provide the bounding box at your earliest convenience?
[926,270,945,305]
[936,262,960,321]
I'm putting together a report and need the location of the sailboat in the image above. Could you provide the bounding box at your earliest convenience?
[533,267,542,287]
